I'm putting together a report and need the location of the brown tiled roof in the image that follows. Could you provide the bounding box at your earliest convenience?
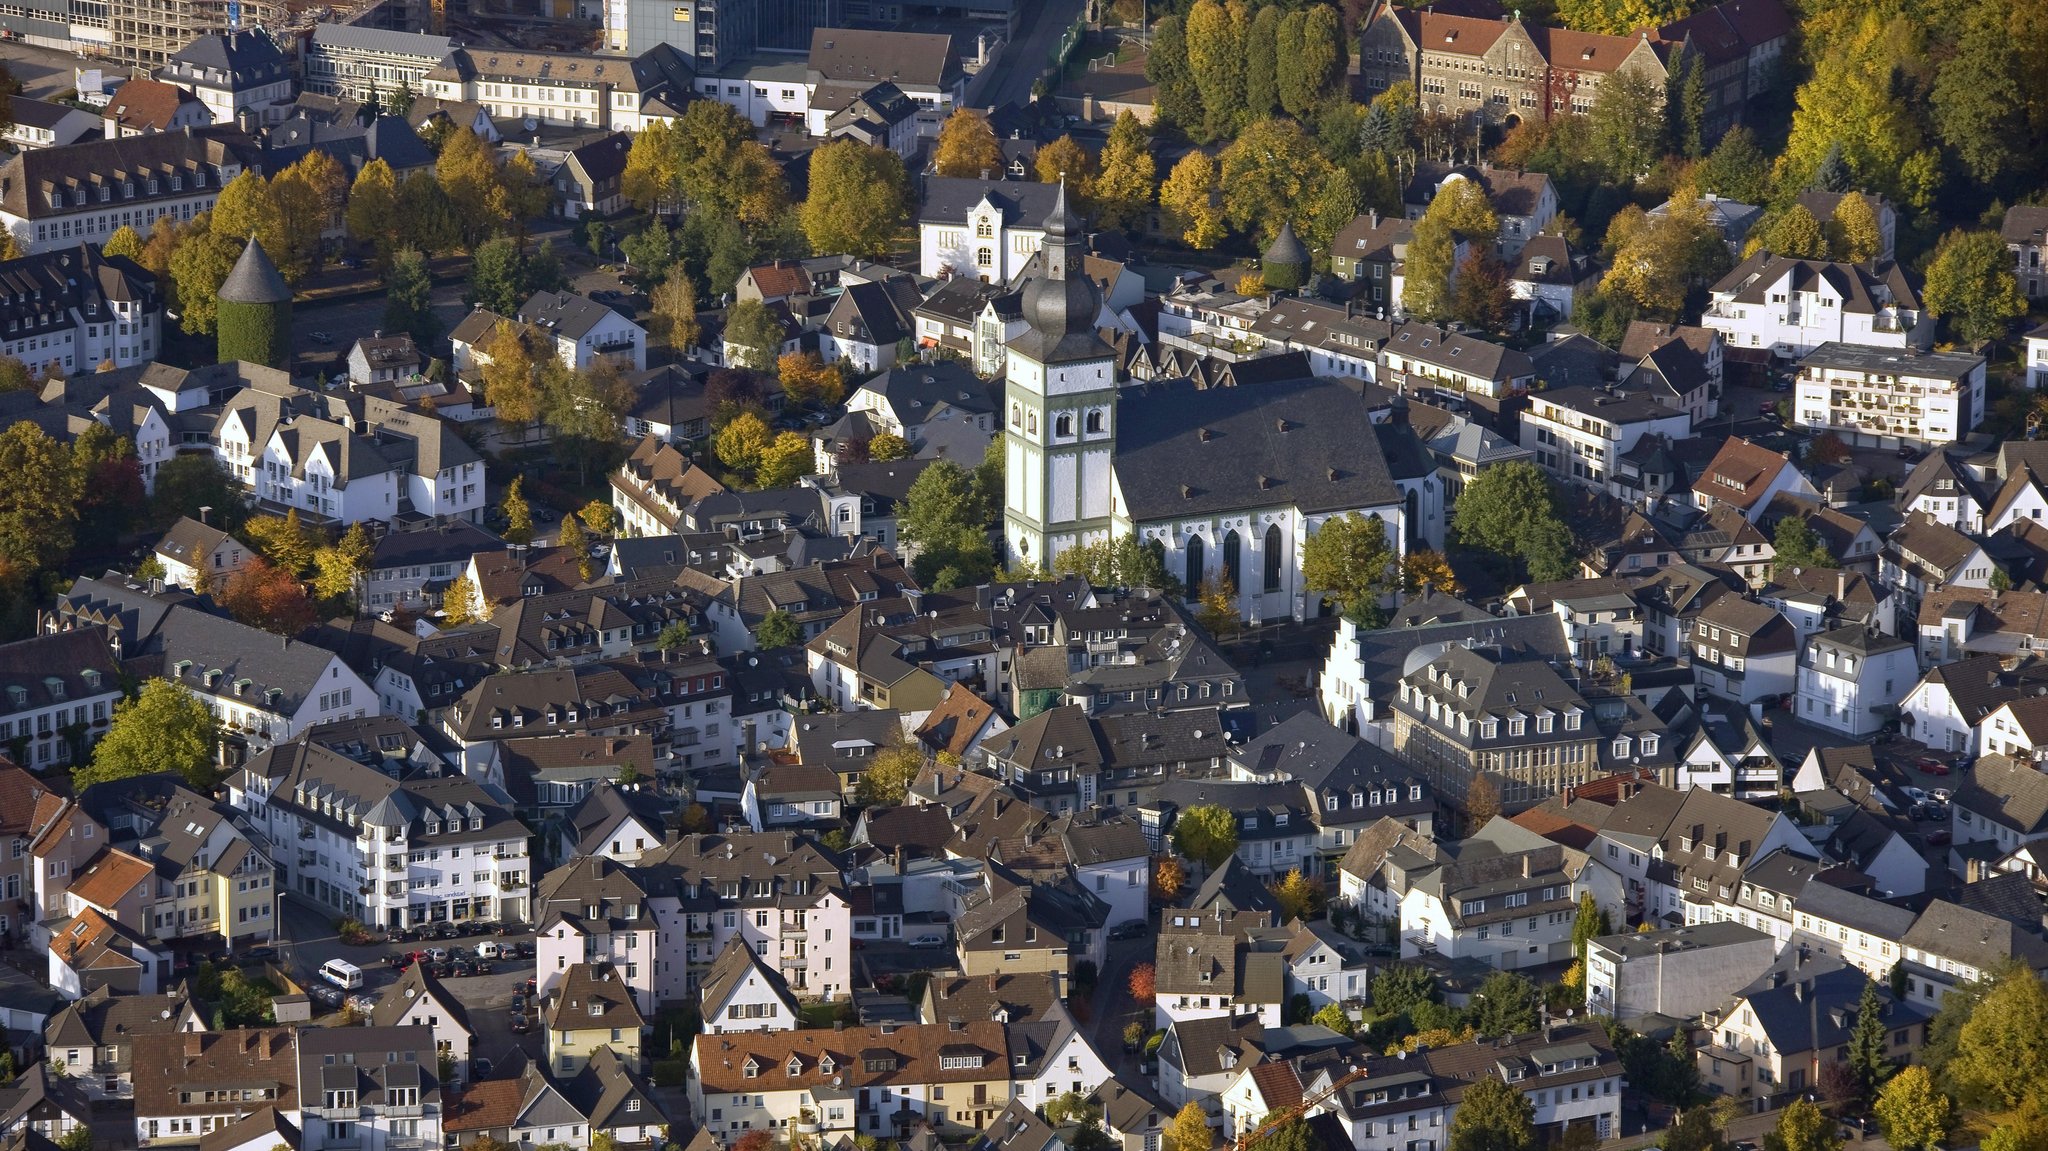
[132,1028,298,1119]
[745,260,811,300]
[547,962,645,1031]
[445,1077,525,1132]
[915,682,998,758]
[67,848,151,912]
[0,761,50,837]
[695,1020,1007,1093]
[1693,436,1796,511]
[1249,1061,1304,1110]
[104,77,202,131]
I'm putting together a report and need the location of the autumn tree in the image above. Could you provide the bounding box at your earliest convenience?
[650,268,701,352]
[1776,12,1941,210]
[853,736,926,806]
[800,140,908,260]
[715,411,773,475]
[1269,868,1322,921]
[274,150,346,277]
[442,574,482,624]
[312,523,373,604]
[1172,804,1240,869]
[436,127,504,249]
[1948,967,2048,1108]
[1466,774,1502,828]
[1302,512,1397,625]
[1036,135,1097,206]
[1923,228,2026,344]
[1404,176,1496,321]
[1055,534,1177,593]
[756,431,815,490]
[1829,193,1885,264]
[77,679,218,792]
[1160,152,1225,250]
[479,322,543,432]
[1152,855,1187,901]
[1129,963,1158,1005]
[866,432,911,461]
[932,109,1003,178]
[243,510,317,576]
[212,170,287,274]
[1146,15,1201,132]
[778,352,844,408]
[1763,1099,1840,1151]
[1185,0,1247,141]
[1218,117,1337,246]
[166,214,243,335]
[1092,111,1156,233]
[1603,194,1731,318]
[221,556,316,636]
[102,225,144,262]
[1401,550,1462,597]
[501,476,534,546]
[1450,250,1513,332]
[1873,1065,1948,1151]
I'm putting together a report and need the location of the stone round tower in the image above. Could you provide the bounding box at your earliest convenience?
[216,237,292,369]
[1262,221,1310,293]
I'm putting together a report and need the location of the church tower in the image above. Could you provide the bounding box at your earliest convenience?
[1002,182,1118,572]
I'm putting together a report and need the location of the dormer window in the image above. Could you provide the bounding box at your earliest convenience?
[786,1057,802,1076]
[743,1058,761,1079]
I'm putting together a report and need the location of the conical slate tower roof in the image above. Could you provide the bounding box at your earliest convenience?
[1263,222,1309,273]
[219,237,290,305]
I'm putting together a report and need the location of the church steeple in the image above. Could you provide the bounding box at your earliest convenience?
[1018,179,1103,362]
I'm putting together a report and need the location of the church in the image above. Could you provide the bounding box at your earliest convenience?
[1001,186,1429,623]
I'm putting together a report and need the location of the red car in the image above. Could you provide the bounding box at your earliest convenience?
[1915,757,1952,776]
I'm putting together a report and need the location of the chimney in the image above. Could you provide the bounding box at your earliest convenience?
[1521,854,1532,878]
[1837,570,1848,602]
[1793,979,1807,1003]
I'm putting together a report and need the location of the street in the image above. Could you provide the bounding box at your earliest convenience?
[978,0,1089,109]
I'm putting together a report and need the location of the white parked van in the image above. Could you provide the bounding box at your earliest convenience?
[476,941,503,960]
[319,959,364,990]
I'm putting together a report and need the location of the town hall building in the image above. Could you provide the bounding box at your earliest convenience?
[1002,186,1413,623]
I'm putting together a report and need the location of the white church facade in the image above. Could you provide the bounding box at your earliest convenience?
[1000,187,1417,622]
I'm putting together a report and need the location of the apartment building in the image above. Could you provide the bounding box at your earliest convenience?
[1794,626,1917,738]
[422,44,694,133]
[1358,6,1669,125]
[131,1028,298,1147]
[157,31,293,128]
[1699,959,1926,1102]
[1585,921,1776,1022]
[213,389,487,526]
[510,289,647,373]
[0,630,123,773]
[295,1026,444,1151]
[1522,384,1693,492]
[544,961,647,1075]
[0,128,261,254]
[1703,253,1927,360]
[1390,645,1602,813]
[917,178,1060,283]
[650,830,854,1003]
[231,740,532,931]
[304,24,455,102]
[689,1021,1011,1141]
[1792,342,1986,450]
[0,242,162,377]
[1378,321,1536,402]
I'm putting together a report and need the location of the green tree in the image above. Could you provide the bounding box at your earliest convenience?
[1812,142,1852,194]
[1054,534,1177,593]
[1763,1099,1840,1151]
[1696,125,1772,204]
[1404,176,1496,320]
[799,140,908,260]
[1948,967,2048,1109]
[1470,970,1540,1037]
[1160,151,1225,249]
[383,247,441,350]
[1923,228,2027,344]
[1751,204,1828,260]
[467,235,528,315]
[1982,1099,2048,1151]
[655,620,692,653]
[1873,1065,1949,1151]
[1660,1106,1728,1151]
[1450,250,1514,332]
[1587,67,1668,182]
[102,225,144,262]
[1371,964,1437,1016]
[1297,6,1346,113]
[1452,460,1575,583]
[545,357,636,485]
[724,299,786,371]
[1146,16,1202,133]
[1669,44,1708,159]
[932,108,1003,178]
[620,221,680,282]
[1244,6,1279,120]
[1848,978,1895,1101]
[78,679,218,792]
[1446,1076,1536,1151]
[1272,10,1308,119]
[898,458,997,588]
[1172,803,1240,869]
[1931,0,2031,188]
[1185,0,1246,141]
[395,170,460,256]
[755,609,803,649]
[501,475,534,546]
[866,432,912,462]
[1829,193,1885,264]
[1301,512,1397,625]
[0,420,81,576]
[1093,112,1156,233]
[166,217,242,336]
[1218,117,1332,245]
[150,454,245,532]
[853,737,926,807]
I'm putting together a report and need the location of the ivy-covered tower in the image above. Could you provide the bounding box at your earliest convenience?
[217,237,291,368]
[1263,222,1309,293]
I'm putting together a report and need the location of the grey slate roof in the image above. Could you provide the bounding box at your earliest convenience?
[1114,376,1398,520]
[308,22,454,59]
[918,177,1061,225]
[517,289,622,339]
[220,238,290,305]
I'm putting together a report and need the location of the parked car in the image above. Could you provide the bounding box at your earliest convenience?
[1108,920,1148,941]
[908,932,949,948]
[473,1058,493,1079]
[1902,785,1929,803]
[511,1013,531,1034]
[1926,829,1952,846]
[310,331,333,344]
[425,947,450,963]
[238,946,278,966]
[1916,757,1951,776]
[308,984,344,1009]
